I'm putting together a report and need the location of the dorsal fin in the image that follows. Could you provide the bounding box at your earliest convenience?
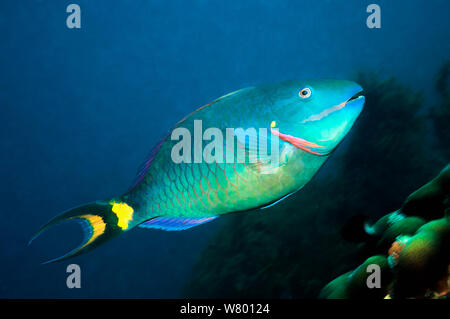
[128,132,170,191]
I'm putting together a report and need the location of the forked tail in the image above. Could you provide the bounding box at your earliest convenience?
[29,200,135,264]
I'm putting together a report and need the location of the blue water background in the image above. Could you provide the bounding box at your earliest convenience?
[0,0,449,297]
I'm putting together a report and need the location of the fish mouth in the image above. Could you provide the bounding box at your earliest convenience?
[347,90,364,104]
[271,89,365,156]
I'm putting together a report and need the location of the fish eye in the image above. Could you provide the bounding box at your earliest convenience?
[299,87,312,99]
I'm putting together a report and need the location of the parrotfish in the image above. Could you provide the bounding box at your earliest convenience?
[30,79,365,263]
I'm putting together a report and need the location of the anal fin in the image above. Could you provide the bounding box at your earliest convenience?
[139,216,218,231]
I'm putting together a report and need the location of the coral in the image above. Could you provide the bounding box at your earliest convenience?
[377,216,426,252]
[402,164,450,219]
[387,235,410,267]
[393,218,449,298]
[319,255,392,299]
[321,164,450,299]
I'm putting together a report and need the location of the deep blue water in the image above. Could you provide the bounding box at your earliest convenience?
[1,0,449,298]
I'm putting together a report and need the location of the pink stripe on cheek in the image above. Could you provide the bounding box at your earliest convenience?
[270,127,324,149]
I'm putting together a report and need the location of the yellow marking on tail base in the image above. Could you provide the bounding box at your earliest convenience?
[79,214,106,247]
[110,201,134,230]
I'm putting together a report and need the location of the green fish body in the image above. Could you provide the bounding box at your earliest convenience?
[31,79,365,263]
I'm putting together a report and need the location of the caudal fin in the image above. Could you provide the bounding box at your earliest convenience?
[29,200,135,264]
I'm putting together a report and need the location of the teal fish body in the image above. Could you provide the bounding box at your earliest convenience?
[31,79,365,263]
[125,80,364,223]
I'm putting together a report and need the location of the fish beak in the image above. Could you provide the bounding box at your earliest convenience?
[344,89,365,108]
